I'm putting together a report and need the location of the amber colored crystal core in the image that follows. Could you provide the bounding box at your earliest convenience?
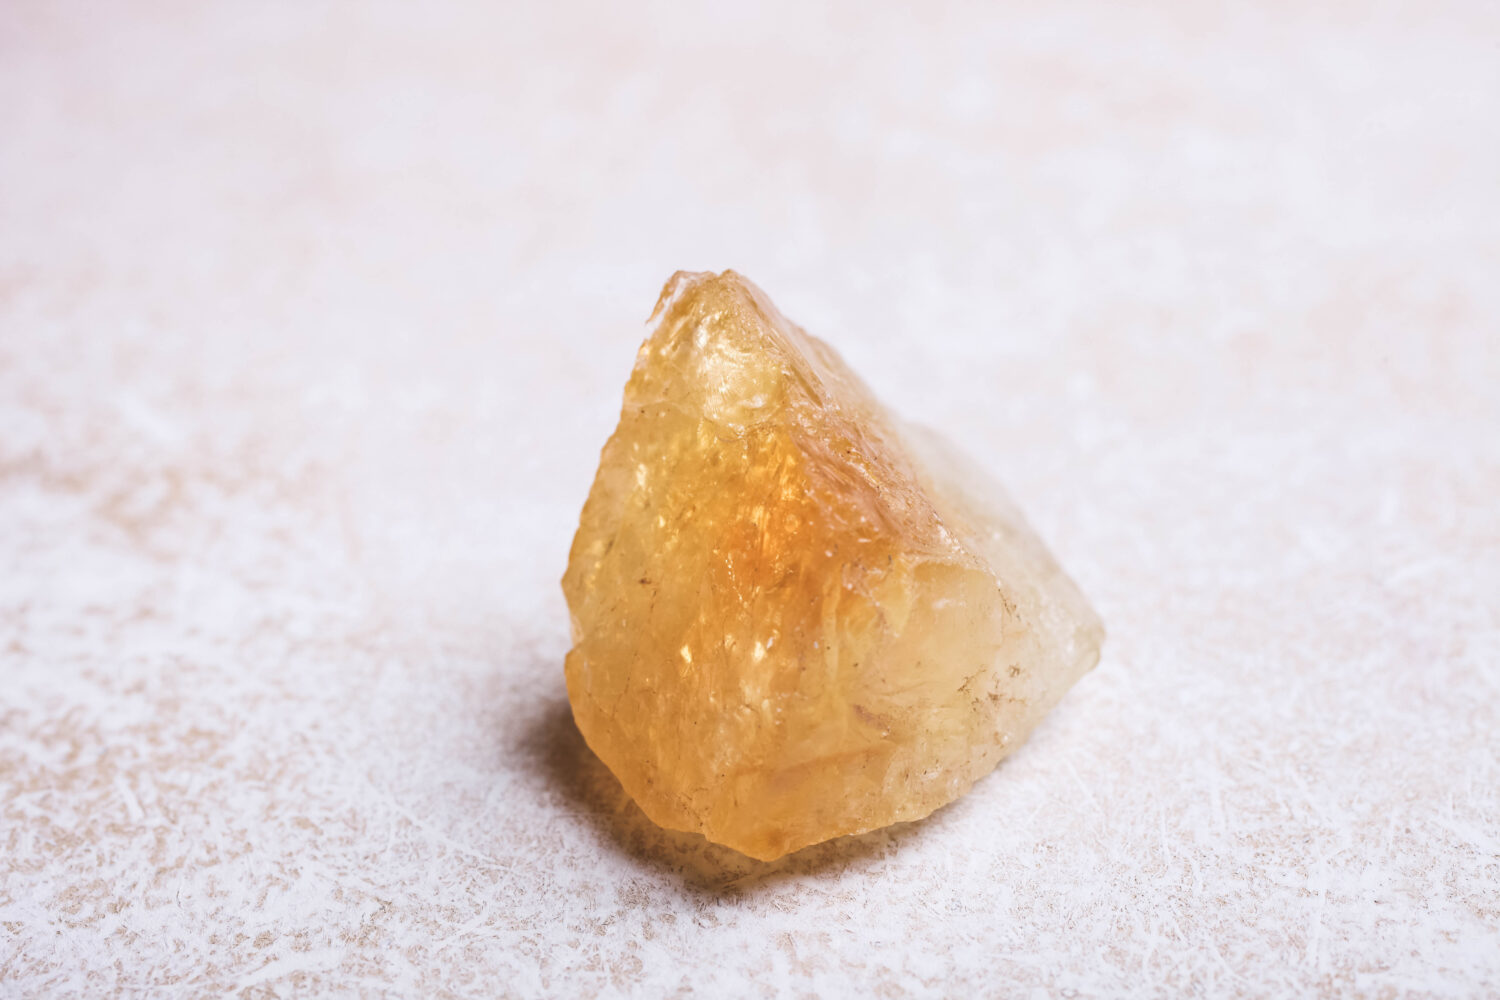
[563,271,1104,860]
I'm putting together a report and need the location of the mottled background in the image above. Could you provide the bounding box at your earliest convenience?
[2,1,1497,996]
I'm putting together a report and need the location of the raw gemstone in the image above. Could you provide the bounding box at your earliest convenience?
[562,271,1104,861]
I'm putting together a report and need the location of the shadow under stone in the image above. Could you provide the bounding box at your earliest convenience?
[515,694,934,900]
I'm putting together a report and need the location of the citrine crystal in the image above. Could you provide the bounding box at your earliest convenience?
[562,271,1104,861]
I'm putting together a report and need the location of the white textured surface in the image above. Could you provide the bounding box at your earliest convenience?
[2,2,1498,996]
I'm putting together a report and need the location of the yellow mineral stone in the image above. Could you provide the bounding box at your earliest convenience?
[562,271,1104,861]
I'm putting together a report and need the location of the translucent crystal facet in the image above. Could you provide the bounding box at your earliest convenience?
[562,271,1104,861]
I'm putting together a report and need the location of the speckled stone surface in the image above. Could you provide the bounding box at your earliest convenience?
[2,1,1497,996]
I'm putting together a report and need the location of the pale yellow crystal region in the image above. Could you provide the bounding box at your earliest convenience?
[563,271,1104,861]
